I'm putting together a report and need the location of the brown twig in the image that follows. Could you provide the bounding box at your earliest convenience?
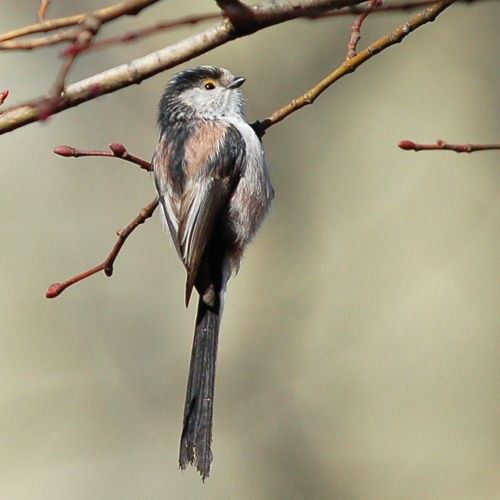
[47,143,154,298]
[0,1,472,52]
[37,18,103,121]
[37,0,51,22]
[68,13,222,55]
[0,0,161,42]
[346,0,382,60]
[0,29,80,51]
[46,197,159,298]
[398,139,500,153]
[54,143,153,171]
[254,1,454,135]
[0,0,367,135]
[334,0,471,17]
[0,12,221,52]
[1,0,468,134]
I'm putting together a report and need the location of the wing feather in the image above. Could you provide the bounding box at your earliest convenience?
[153,120,246,306]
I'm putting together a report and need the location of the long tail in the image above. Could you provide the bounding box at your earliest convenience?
[179,247,228,481]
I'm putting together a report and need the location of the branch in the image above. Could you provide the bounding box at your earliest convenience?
[398,139,500,153]
[45,143,155,298]
[0,12,222,52]
[54,142,152,170]
[37,18,103,120]
[254,1,454,134]
[346,0,381,60]
[0,0,365,135]
[46,197,158,298]
[0,0,161,42]
[46,143,155,298]
[0,1,470,52]
[37,0,51,22]
[77,13,222,55]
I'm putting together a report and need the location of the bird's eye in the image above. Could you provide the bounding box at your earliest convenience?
[204,80,216,90]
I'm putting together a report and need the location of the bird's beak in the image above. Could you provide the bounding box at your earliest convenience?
[228,76,246,89]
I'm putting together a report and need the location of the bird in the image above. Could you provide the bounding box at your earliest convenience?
[152,65,274,480]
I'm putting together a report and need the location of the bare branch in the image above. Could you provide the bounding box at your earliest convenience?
[0,0,364,136]
[398,139,500,153]
[0,0,160,42]
[0,12,222,52]
[47,143,154,298]
[46,197,159,298]
[346,0,381,60]
[53,143,152,171]
[254,1,454,134]
[0,1,472,52]
[37,0,51,22]
[70,13,222,55]
[0,29,80,51]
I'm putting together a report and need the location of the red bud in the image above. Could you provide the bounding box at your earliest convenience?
[0,90,9,105]
[46,283,62,298]
[398,140,416,150]
[109,143,126,157]
[54,145,77,157]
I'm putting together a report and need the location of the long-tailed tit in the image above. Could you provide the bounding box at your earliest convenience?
[153,66,274,480]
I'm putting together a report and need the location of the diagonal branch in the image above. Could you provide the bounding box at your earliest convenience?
[0,0,364,136]
[45,143,155,298]
[254,1,454,134]
[0,0,161,42]
[37,0,51,22]
[345,0,381,60]
[46,197,159,298]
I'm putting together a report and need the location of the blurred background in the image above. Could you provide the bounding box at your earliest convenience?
[1,1,500,499]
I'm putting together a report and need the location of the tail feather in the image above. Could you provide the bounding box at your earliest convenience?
[179,297,221,480]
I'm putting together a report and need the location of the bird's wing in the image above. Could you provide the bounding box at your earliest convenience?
[153,120,246,306]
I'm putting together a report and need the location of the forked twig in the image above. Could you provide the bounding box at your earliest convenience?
[346,0,382,60]
[253,1,454,135]
[37,0,51,22]
[46,197,159,298]
[46,143,155,298]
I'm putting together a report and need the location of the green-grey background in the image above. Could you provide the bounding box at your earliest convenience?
[1,1,500,499]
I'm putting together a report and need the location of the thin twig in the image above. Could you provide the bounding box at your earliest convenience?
[68,13,222,55]
[37,0,51,22]
[37,18,103,121]
[0,12,221,52]
[0,29,80,51]
[48,142,154,298]
[5,0,436,135]
[46,144,153,297]
[346,0,382,60]
[398,139,500,153]
[46,197,159,298]
[53,143,153,171]
[0,0,161,42]
[254,1,454,135]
